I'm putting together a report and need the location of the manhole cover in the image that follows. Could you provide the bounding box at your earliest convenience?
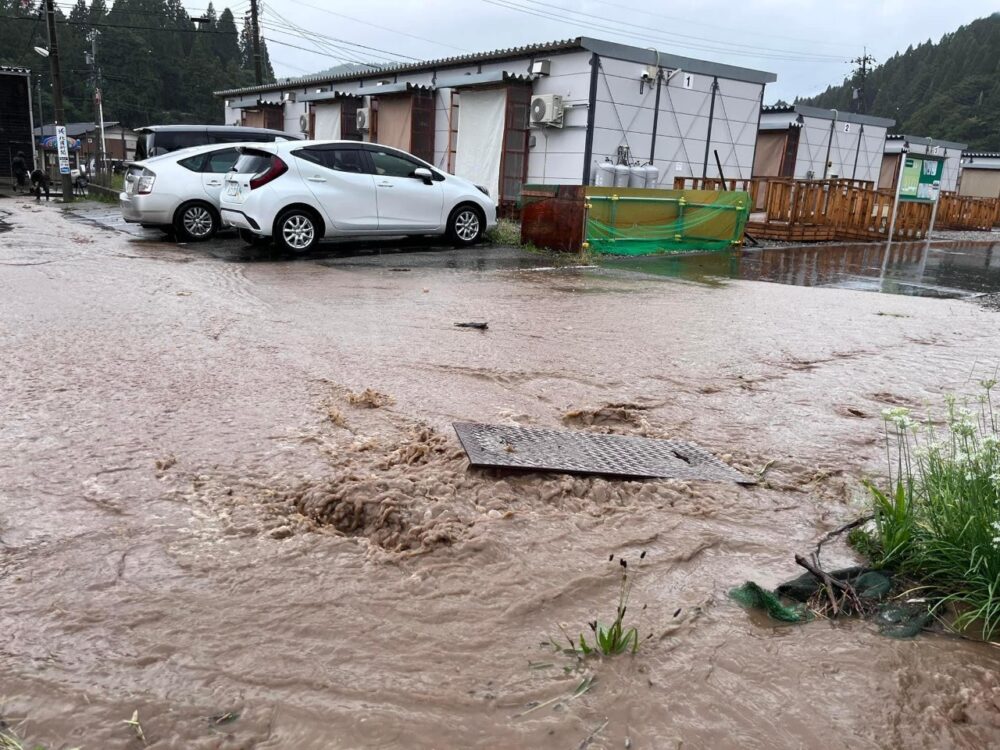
[453,423,753,483]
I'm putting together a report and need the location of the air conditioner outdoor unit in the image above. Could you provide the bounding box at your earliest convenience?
[530,94,564,127]
[356,107,370,131]
[299,113,309,133]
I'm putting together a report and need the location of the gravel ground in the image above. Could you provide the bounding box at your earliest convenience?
[975,292,1000,312]
[929,228,1000,242]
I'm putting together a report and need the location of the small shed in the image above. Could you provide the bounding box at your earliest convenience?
[754,104,894,184]
[958,153,1000,199]
[35,121,137,170]
[880,135,966,193]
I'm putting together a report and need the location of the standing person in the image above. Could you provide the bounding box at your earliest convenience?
[30,167,51,201]
[12,151,28,193]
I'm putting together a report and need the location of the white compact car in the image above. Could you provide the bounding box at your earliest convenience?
[219,140,497,252]
[120,144,244,241]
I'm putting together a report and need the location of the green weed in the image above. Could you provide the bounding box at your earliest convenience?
[557,553,650,657]
[859,381,1000,638]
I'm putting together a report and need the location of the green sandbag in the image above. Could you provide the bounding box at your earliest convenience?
[729,581,810,623]
[876,602,933,638]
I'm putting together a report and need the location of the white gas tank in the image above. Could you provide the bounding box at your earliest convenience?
[613,163,630,188]
[643,163,660,188]
[595,159,615,187]
[628,163,647,188]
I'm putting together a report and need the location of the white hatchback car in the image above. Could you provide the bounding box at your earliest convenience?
[120,144,244,241]
[219,140,497,252]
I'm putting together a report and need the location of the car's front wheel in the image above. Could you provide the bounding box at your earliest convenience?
[447,204,484,247]
[274,208,320,253]
[174,201,219,242]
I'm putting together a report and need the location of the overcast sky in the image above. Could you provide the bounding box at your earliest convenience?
[248,0,997,104]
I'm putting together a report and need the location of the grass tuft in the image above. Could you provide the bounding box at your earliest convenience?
[555,553,651,657]
[856,381,1000,638]
[485,218,522,246]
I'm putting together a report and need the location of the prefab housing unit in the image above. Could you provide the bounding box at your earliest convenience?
[753,104,894,183]
[0,66,36,188]
[958,153,1000,199]
[215,38,776,211]
[880,135,965,193]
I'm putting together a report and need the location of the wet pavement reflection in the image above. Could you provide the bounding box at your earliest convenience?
[602,239,1000,298]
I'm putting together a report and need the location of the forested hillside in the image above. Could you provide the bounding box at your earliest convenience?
[798,13,1000,150]
[0,0,275,127]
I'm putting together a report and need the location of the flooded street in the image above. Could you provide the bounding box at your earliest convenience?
[2,198,1000,749]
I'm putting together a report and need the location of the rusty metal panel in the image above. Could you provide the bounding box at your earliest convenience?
[519,184,585,252]
[453,422,753,483]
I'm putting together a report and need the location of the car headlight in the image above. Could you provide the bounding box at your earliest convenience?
[475,184,489,197]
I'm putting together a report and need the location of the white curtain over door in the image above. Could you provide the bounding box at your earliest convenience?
[455,88,506,199]
[313,102,341,140]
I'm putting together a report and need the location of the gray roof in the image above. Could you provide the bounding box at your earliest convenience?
[215,36,776,98]
[887,133,967,150]
[34,122,120,138]
[964,152,1000,158]
[762,104,894,129]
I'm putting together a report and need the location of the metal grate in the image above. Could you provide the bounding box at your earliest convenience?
[453,423,753,483]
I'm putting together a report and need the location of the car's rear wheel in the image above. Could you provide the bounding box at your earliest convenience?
[447,204,484,247]
[173,201,219,242]
[274,208,319,253]
[238,228,271,247]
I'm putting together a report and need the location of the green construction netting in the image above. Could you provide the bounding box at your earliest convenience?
[729,581,811,623]
[585,190,751,256]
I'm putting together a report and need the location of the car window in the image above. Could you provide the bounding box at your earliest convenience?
[322,149,369,174]
[150,130,209,155]
[293,147,370,174]
[177,152,207,172]
[233,151,275,174]
[370,149,422,178]
[205,148,239,173]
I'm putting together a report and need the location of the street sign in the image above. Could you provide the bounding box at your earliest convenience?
[899,156,943,202]
[55,124,71,175]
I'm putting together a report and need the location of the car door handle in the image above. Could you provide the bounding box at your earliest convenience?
[206,180,222,186]
[377,182,393,188]
[307,176,327,183]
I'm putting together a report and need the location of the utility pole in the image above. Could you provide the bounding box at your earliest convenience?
[249,0,263,85]
[849,47,876,115]
[43,0,73,201]
[86,31,106,177]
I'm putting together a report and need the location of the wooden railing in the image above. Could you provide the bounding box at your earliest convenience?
[675,177,951,241]
[937,192,1000,231]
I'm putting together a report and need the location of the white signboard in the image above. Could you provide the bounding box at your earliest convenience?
[56,125,71,175]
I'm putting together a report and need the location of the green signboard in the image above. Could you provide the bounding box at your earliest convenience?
[899,156,943,202]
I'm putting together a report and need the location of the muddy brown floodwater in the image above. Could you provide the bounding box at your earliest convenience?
[2,199,1000,749]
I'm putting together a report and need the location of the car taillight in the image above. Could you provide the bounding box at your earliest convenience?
[249,156,287,190]
[137,168,155,194]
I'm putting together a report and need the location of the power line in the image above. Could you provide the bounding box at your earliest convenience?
[480,0,850,63]
[284,0,469,54]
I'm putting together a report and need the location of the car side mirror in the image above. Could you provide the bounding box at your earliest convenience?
[412,167,433,185]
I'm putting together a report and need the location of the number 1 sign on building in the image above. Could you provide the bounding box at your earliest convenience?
[55,124,71,175]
